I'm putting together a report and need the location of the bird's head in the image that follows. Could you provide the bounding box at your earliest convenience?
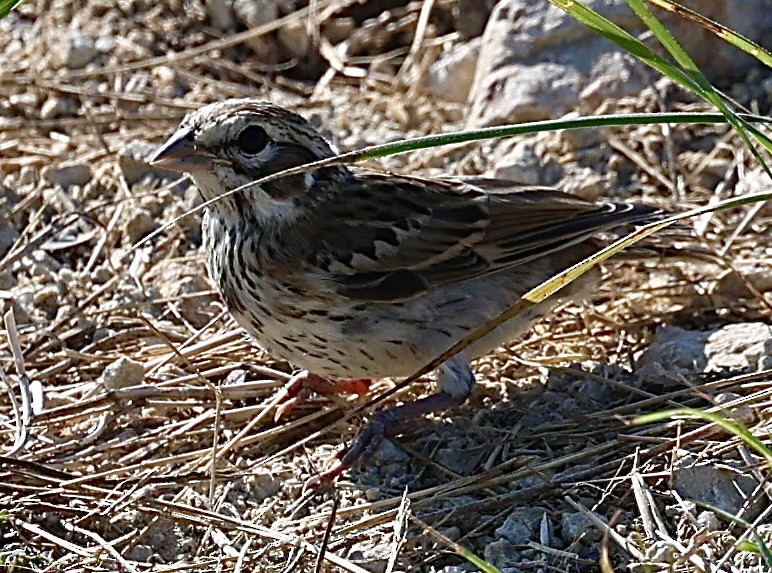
[151,99,345,219]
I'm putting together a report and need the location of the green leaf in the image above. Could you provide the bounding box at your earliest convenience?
[633,408,772,468]
[0,0,24,19]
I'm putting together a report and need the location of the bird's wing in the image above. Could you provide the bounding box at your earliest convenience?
[302,172,663,302]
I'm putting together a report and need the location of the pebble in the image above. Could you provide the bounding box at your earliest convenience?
[100,357,145,390]
[44,162,92,188]
[64,34,98,69]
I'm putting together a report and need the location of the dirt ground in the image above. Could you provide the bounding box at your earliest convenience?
[1,1,771,572]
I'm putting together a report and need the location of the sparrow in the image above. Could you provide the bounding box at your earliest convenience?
[150,99,665,482]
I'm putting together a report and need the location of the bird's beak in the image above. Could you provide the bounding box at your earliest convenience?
[149,128,217,173]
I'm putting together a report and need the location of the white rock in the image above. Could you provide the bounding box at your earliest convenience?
[40,96,77,120]
[44,162,92,188]
[426,39,481,103]
[468,0,772,126]
[100,357,144,390]
[64,34,98,69]
[206,0,235,31]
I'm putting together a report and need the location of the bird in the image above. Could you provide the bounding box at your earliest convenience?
[150,98,666,482]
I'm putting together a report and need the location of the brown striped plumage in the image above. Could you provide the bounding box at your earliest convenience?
[151,99,666,481]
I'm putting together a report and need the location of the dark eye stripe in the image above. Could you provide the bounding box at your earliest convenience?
[237,125,269,154]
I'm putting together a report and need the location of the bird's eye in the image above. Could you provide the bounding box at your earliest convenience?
[237,125,269,155]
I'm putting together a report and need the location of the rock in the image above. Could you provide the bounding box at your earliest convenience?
[372,438,409,465]
[434,439,473,474]
[468,0,772,126]
[493,138,552,185]
[277,20,310,60]
[714,392,756,425]
[468,0,646,125]
[714,265,772,299]
[100,357,144,389]
[233,0,279,59]
[206,0,235,31]
[696,510,721,531]
[63,34,98,69]
[673,456,766,519]
[40,96,78,120]
[561,512,604,543]
[495,507,543,545]
[95,36,116,53]
[637,323,772,386]
[0,216,19,258]
[484,539,522,569]
[44,162,92,188]
[557,166,607,201]
[703,323,772,372]
[426,38,481,103]
[144,261,218,329]
[127,545,154,562]
[32,285,60,319]
[123,209,156,244]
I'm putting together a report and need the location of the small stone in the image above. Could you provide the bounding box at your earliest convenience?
[0,270,16,290]
[100,357,144,389]
[646,540,677,564]
[40,96,78,120]
[696,510,721,531]
[206,0,235,31]
[123,209,156,244]
[249,473,279,501]
[44,162,92,188]
[95,36,116,53]
[364,487,381,501]
[234,0,279,58]
[439,526,461,542]
[277,20,310,59]
[483,539,521,570]
[714,392,756,425]
[495,508,543,545]
[426,39,481,103]
[673,457,766,519]
[18,166,36,186]
[127,544,154,562]
[0,217,19,258]
[372,438,409,465]
[704,322,772,372]
[33,285,60,318]
[561,512,604,543]
[64,34,98,69]
[494,139,544,185]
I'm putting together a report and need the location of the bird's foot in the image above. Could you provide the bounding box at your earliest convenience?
[304,390,468,491]
[275,371,371,421]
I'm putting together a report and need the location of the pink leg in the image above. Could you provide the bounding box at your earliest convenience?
[275,371,371,421]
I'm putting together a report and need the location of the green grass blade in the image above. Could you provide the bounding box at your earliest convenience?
[627,0,772,169]
[633,408,772,467]
[355,112,769,161]
[548,0,707,97]
[550,0,772,164]
[413,516,503,573]
[643,0,772,67]
[0,0,23,18]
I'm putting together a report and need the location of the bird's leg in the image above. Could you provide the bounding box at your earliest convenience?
[306,356,475,487]
[275,370,371,421]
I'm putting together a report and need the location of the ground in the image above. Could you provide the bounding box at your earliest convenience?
[0,1,771,572]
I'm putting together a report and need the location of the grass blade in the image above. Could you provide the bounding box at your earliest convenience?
[633,408,772,467]
[0,0,24,19]
[643,0,772,67]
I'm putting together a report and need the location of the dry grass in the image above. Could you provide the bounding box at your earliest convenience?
[0,0,771,571]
